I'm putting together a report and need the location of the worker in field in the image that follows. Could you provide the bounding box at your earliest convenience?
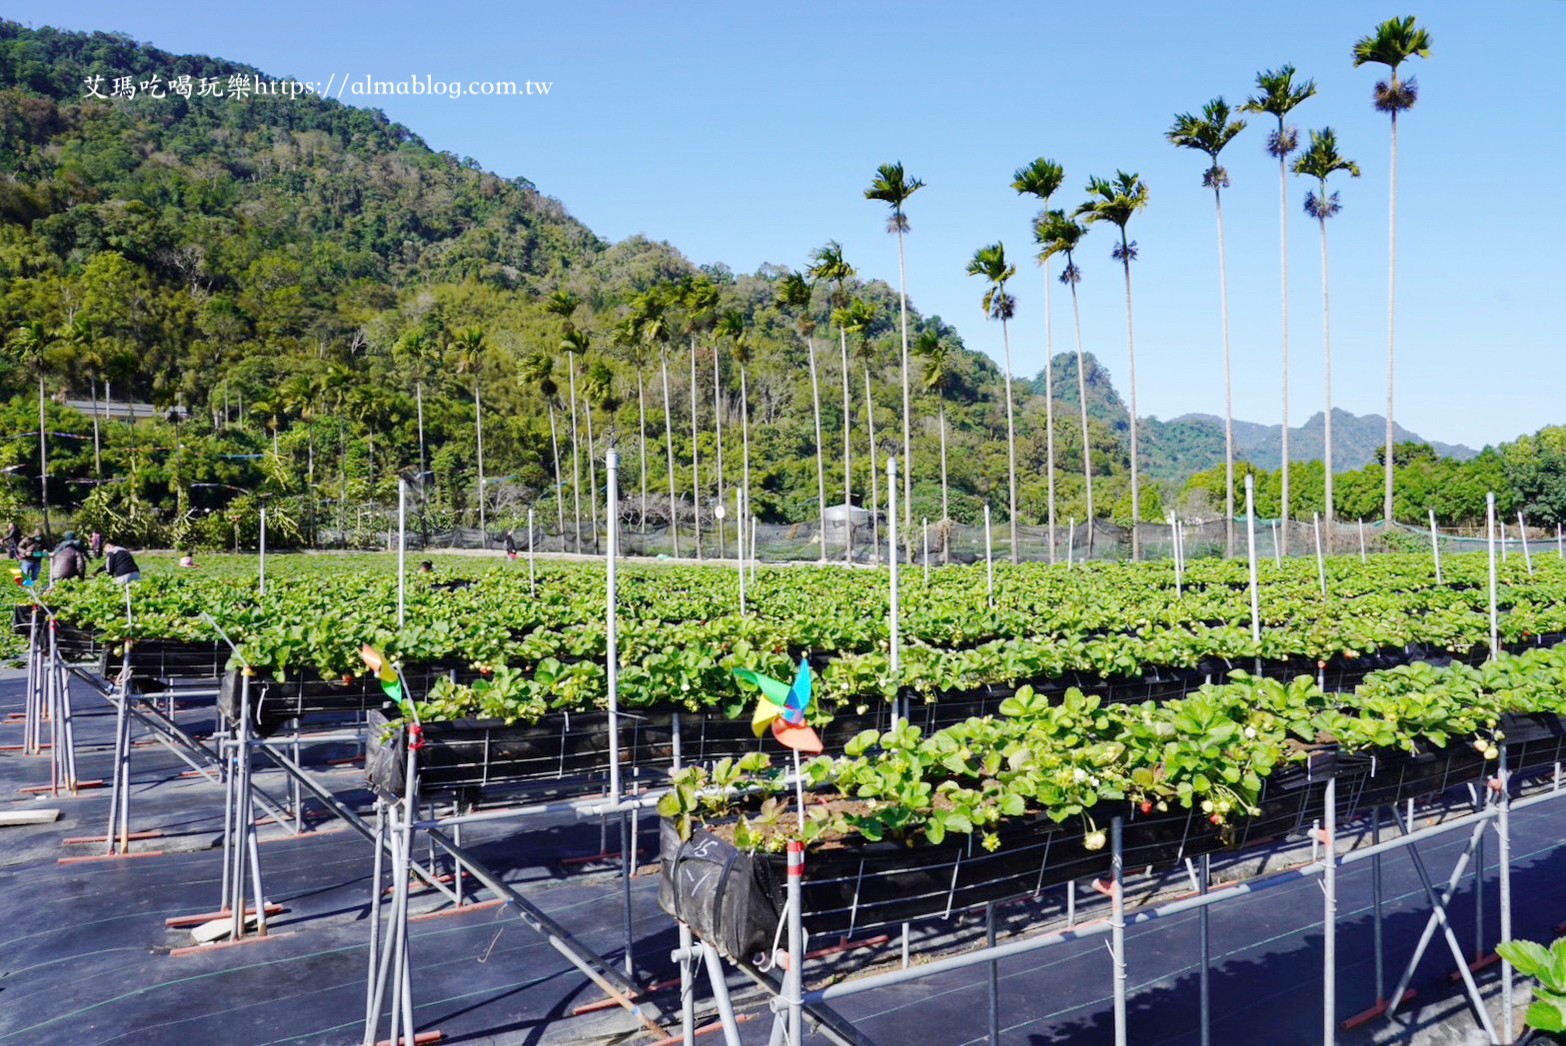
[102,540,141,585]
[18,532,46,584]
[504,529,517,559]
[89,529,104,559]
[4,520,19,557]
[57,530,88,558]
[48,537,86,587]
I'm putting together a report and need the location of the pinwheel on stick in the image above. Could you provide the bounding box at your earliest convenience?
[734,656,821,832]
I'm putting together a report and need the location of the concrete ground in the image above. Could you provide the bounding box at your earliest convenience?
[0,667,1561,1045]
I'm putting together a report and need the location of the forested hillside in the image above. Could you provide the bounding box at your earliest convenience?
[0,20,1553,547]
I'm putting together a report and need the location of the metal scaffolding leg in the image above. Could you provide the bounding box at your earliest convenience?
[1384,805,1500,1043]
[1497,749,1514,1045]
[1111,816,1127,1046]
[1322,775,1337,1043]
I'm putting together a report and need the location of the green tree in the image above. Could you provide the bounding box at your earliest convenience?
[835,296,883,560]
[518,348,566,536]
[915,326,955,559]
[677,277,720,557]
[1353,15,1432,524]
[808,241,858,561]
[1167,98,1246,555]
[1294,127,1360,542]
[864,162,924,542]
[1013,157,1066,561]
[1076,171,1151,555]
[560,327,589,552]
[775,269,828,560]
[965,242,1021,563]
[718,311,755,538]
[6,320,52,532]
[1034,210,1096,550]
[1243,65,1316,551]
[452,326,487,539]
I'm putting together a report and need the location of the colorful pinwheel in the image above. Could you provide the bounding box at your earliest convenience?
[10,566,32,588]
[734,656,821,754]
[360,644,403,702]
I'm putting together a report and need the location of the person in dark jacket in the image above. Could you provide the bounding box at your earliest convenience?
[18,532,45,583]
[504,530,517,559]
[48,541,86,587]
[102,540,141,585]
[4,521,19,558]
[58,530,88,557]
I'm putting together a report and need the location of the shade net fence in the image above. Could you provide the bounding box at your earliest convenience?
[315,489,1563,564]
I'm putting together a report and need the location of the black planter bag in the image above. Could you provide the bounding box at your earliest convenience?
[658,822,784,964]
[219,669,389,738]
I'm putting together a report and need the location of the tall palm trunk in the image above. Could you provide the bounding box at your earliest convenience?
[840,328,853,564]
[637,371,648,534]
[585,398,599,553]
[89,375,101,475]
[547,401,565,538]
[1214,184,1236,558]
[689,335,702,560]
[660,349,680,557]
[415,380,426,488]
[806,336,827,563]
[895,227,913,541]
[37,374,48,535]
[567,351,583,553]
[1042,261,1057,564]
[1119,231,1142,561]
[1000,313,1019,565]
[1383,101,1400,526]
[863,363,879,565]
[938,395,950,564]
[474,378,485,543]
[1068,260,1095,556]
[712,343,726,558]
[1319,212,1337,546]
[738,363,751,548]
[1277,149,1294,554]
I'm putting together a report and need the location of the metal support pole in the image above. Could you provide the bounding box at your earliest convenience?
[397,479,407,629]
[922,518,929,585]
[1322,774,1336,1044]
[1518,510,1534,576]
[1488,493,1499,659]
[1110,816,1127,1046]
[735,491,746,617]
[1498,746,1514,1044]
[1198,853,1211,1046]
[701,942,744,1046]
[1245,475,1262,675]
[1359,518,1368,563]
[1372,806,1386,1008]
[1430,508,1443,584]
[983,503,994,605]
[888,457,901,729]
[1067,517,1075,570]
[987,901,1000,1045]
[678,923,696,1046]
[527,507,536,597]
[786,840,805,1046]
[1313,512,1327,597]
[259,505,267,595]
[606,450,633,978]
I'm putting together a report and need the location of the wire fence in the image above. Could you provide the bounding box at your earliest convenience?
[313,498,1566,565]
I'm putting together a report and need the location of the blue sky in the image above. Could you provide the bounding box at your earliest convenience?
[11,1,1560,449]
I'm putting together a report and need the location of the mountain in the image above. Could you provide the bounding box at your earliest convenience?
[1031,357,1476,482]
[1166,411,1478,472]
